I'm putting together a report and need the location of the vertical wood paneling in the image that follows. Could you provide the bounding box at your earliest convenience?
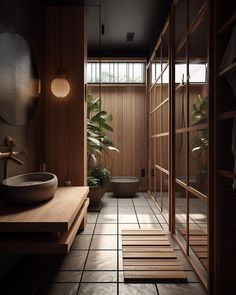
[45,6,87,186]
[90,86,146,189]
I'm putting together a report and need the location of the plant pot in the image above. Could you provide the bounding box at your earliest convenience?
[88,186,106,212]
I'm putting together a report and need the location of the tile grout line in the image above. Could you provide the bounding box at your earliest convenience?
[144,192,163,227]
[132,197,141,229]
[76,211,99,294]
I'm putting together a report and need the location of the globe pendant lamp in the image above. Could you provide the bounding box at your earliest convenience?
[51,7,70,98]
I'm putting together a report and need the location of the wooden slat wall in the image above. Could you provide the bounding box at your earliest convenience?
[45,6,87,186]
[90,86,146,189]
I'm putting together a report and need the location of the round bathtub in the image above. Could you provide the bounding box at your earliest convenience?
[110,176,140,198]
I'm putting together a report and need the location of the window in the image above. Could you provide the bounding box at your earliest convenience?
[87,62,146,84]
[151,63,207,84]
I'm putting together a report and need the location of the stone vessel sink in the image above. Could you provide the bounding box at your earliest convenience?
[1,172,58,205]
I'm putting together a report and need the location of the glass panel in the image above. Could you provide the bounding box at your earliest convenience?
[189,87,208,126]
[155,167,161,207]
[189,129,208,195]
[162,25,169,68]
[118,63,127,83]
[155,46,162,81]
[161,103,168,133]
[87,63,91,83]
[133,63,143,83]
[175,45,187,88]
[189,15,208,126]
[154,109,161,135]
[149,138,155,194]
[175,184,187,233]
[128,63,134,83]
[174,0,187,47]
[150,88,155,114]
[162,64,170,85]
[155,138,161,166]
[189,194,208,270]
[87,62,146,83]
[101,62,109,83]
[162,136,168,170]
[162,173,169,220]
[176,133,187,183]
[189,0,206,26]
[175,84,187,129]
[154,82,161,109]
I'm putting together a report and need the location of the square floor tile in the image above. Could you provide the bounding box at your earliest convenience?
[91,235,118,250]
[118,206,135,214]
[119,214,138,223]
[42,271,82,283]
[135,206,154,214]
[157,283,207,295]
[118,199,133,206]
[102,200,117,207]
[87,213,98,223]
[80,223,95,234]
[78,283,117,295]
[35,283,79,295]
[94,223,118,235]
[49,251,88,270]
[81,271,117,282]
[100,207,117,213]
[133,200,149,206]
[71,234,92,250]
[85,251,117,270]
[97,214,118,224]
[137,214,158,223]
[119,283,158,295]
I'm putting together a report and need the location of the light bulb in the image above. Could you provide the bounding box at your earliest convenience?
[51,77,70,98]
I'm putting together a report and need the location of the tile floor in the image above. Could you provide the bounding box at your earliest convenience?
[1,192,207,295]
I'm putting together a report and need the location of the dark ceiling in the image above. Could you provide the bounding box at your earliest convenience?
[85,0,171,58]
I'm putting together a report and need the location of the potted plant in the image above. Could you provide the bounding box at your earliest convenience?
[87,92,118,211]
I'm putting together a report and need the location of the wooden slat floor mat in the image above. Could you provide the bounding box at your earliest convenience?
[121,229,188,283]
[179,229,208,269]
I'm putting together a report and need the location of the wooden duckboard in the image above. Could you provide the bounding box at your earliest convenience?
[122,229,187,283]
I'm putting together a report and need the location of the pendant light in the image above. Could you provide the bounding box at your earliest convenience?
[51,7,70,98]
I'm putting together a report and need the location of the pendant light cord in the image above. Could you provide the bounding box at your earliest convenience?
[59,7,62,73]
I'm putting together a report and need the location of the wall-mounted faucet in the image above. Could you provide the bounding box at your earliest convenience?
[0,136,27,179]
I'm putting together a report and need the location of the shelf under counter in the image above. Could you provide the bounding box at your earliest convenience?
[0,186,89,254]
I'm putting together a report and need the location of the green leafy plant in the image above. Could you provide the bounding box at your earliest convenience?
[191,94,208,183]
[87,92,119,187]
[89,164,110,187]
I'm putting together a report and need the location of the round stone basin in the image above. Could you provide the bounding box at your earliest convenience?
[1,172,58,205]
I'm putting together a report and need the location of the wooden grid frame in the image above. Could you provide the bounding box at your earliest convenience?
[147,0,209,289]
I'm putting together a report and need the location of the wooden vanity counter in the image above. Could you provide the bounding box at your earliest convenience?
[0,186,89,254]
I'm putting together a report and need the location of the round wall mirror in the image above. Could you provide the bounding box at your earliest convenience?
[0,31,40,126]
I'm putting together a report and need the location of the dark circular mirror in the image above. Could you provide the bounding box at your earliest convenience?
[0,31,39,126]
